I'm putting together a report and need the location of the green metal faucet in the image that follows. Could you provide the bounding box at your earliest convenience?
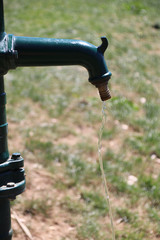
[0,0,112,239]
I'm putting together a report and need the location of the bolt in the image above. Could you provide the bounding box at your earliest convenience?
[11,152,21,160]
[7,182,15,188]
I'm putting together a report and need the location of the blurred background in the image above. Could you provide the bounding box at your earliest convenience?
[4,0,160,239]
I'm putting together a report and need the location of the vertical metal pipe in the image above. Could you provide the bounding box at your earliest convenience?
[0,0,5,36]
[0,4,12,239]
[0,76,9,163]
[0,199,12,240]
[0,76,5,93]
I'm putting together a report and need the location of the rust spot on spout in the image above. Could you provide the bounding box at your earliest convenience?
[97,82,111,101]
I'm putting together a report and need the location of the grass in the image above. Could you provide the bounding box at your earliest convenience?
[23,197,53,217]
[77,217,104,240]
[3,0,160,239]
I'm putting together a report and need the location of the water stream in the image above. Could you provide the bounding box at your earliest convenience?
[98,101,116,240]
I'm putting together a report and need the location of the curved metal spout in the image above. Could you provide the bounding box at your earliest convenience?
[1,34,112,100]
[12,35,111,100]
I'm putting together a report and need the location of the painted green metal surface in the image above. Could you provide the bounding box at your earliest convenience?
[0,33,111,85]
[0,199,12,240]
[13,35,111,80]
[0,0,4,36]
[0,32,112,100]
[0,155,25,198]
[0,76,9,163]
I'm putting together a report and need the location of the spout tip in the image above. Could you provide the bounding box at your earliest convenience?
[89,72,112,101]
[97,83,111,101]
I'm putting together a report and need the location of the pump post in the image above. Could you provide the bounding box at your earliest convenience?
[0,1,26,239]
[0,76,12,239]
[0,0,12,237]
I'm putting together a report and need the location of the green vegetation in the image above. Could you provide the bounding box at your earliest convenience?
[23,197,53,217]
[4,0,160,239]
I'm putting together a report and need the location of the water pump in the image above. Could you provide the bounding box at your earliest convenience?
[0,0,112,239]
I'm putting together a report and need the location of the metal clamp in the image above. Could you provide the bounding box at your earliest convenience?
[0,153,25,199]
